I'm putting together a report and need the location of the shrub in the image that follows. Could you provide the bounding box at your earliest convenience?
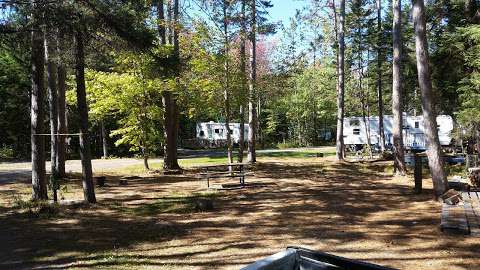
[277,141,300,149]
[0,146,14,160]
[12,195,60,218]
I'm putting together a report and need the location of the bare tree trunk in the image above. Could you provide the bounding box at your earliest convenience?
[167,0,173,45]
[142,145,150,170]
[377,0,385,153]
[223,0,233,165]
[56,33,67,178]
[392,0,406,175]
[247,0,257,164]
[237,0,246,163]
[45,31,59,179]
[45,28,59,202]
[163,0,181,171]
[75,28,96,204]
[412,0,448,197]
[31,2,48,201]
[366,84,373,159]
[163,91,180,170]
[101,120,108,158]
[335,0,346,161]
[157,0,166,44]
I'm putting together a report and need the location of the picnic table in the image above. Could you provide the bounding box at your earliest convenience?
[199,163,252,188]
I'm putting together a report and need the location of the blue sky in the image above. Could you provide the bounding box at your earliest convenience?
[267,0,308,25]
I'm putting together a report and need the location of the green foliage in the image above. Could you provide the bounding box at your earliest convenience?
[12,195,60,218]
[0,50,30,158]
[0,146,15,160]
[180,23,225,120]
[276,141,300,149]
[282,64,337,146]
[66,51,167,158]
[456,25,480,136]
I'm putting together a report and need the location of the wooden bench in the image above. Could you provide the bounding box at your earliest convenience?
[199,163,252,188]
[440,191,480,236]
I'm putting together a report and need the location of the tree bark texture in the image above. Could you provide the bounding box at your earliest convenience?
[238,0,247,163]
[45,30,59,179]
[75,29,96,203]
[412,0,448,197]
[223,0,233,165]
[163,0,181,171]
[392,0,406,174]
[31,1,48,201]
[377,0,385,152]
[247,0,257,164]
[335,0,346,161]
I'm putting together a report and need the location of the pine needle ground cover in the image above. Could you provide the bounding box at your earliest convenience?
[0,153,478,269]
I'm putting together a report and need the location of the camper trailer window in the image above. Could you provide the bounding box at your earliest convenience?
[199,131,205,137]
[350,119,360,126]
[353,129,360,135]
[415,122,419,128]
[215,129,220,134]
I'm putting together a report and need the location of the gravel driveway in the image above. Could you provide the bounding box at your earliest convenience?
[0,158,163,183]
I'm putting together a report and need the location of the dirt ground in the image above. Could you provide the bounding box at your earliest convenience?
[0,156,478,269]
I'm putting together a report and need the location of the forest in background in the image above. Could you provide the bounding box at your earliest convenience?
[0,0,478,165]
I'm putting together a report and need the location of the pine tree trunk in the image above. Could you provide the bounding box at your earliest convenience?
[143,146,150,170]
[101,120,108,158]
[167,0,173,45]
[163,91,180,170]
[45,31,59,180]
[163,0,181,171]
[74,28,96,204]
[412,0,448,197]
[392,0,406,175]
[247,0,257,164]
[56,34,67,178]
[377,0,385,153]
[31,2,48,201]
[223,0,233,165]
[335,0,346,161]
[157,0,166,44]
[238,0,247,163]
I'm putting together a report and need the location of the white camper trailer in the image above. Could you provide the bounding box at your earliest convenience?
[196,122,249,144]
[343,114,454,151]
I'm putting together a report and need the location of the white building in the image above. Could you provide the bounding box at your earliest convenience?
[196,122,249,144]
[343,114,454,150]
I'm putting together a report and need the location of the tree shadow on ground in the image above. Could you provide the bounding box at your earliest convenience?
[0,159,478,269]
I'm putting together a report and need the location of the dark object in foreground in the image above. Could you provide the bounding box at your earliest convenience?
[241,247,396,270]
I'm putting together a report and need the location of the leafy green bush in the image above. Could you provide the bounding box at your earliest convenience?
[0,146,14,159]
[277,141,300,149]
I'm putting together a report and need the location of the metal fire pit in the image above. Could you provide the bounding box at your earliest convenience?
[241,247,396,270]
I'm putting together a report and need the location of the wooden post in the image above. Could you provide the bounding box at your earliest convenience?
[414,153,422,194]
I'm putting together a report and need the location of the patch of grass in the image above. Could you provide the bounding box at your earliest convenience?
[445,163,468,178]
[179,156,228,167]
[110,156,229,174]
[11,196,60,218]
[103,147,337,174]
[110,191,220,216]
[257,150,335,159]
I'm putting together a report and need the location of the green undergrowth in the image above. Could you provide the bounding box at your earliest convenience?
[11,195,61,218]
